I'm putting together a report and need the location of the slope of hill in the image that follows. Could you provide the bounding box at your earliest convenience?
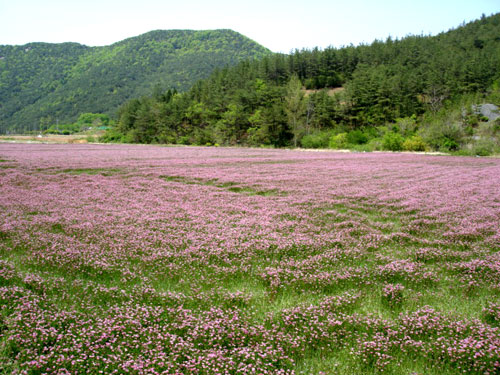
[108,13,500,154]
[0,30,271,132]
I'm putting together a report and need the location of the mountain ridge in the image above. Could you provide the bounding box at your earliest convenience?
[0,29,271,132]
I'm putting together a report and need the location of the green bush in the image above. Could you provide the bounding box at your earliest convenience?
[156,133,177,144]
[346,129,368,145]
[382,131,404,151]
[300,130,333,149]
[178,135,191,145]
[329,133,348,149]
[351,142,379,152]
[402,136,427,152]
[396,116,418,137]
[440,136,459,151]
[420,109,465,151]
[77,113,110,126]
[471,137,497,156]
[366,138,383,151]
[494,118,500,132]
[465,114,480,127]
[99,129,125,143]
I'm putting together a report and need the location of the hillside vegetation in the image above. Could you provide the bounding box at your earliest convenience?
[107,14,500,155]
[0,30,271,133]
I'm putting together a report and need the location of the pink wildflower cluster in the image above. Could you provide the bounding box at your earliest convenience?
[377,259,438,284]
[483,302,500,325]
[381,283,405,308]
[0,144,499,373]
[450,253,500,286]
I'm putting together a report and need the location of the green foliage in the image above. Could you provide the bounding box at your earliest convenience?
[420,109,465,151]
[0,30,271,133]
[95,13,500,153]
[44,123,81,135]
[486,80,500,105]
[403,136,428,152]
[98,128,127,143]
[346,129,369,145]
[300,130,333,149]
[466,121,500,156]
[382,132,404,151]
[285,75,306,147]
[77,113,110,126]
[365,137,384,151]
[247,110,272,146]
[471,138,496,156]
[329,133,348,149]
[396,116,418,137]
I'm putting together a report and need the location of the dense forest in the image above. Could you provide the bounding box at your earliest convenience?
[105,13,500,154]
[0,30,271,133]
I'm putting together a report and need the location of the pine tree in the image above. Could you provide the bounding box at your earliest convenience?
[285,74,307,147]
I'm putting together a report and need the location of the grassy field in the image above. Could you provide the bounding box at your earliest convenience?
[0,132,105,145]
[0,143,499,374]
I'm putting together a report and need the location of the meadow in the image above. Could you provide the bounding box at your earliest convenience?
[0,143,499,374]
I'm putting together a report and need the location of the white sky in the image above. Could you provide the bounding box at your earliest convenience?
[0,0,499,52]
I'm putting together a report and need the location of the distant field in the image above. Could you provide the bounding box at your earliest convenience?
[0,134,102,144]
[0,143,499,374]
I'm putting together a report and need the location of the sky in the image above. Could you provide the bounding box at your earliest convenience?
[0,0,499,53]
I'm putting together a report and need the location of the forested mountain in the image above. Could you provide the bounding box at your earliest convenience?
[108,13,500,154]
[0,30,271,132]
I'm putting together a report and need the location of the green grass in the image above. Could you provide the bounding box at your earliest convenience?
[160,174,285,196]
[60,168,123,176]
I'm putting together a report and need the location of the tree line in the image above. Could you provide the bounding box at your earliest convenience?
[0,30,271,134]
[103,14,500,154]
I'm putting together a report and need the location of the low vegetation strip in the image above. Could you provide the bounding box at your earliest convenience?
[0,143,499,374]
[160,175,284,196]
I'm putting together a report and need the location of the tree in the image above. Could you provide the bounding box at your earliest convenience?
[285,74,306,147]
[247,110,269,146]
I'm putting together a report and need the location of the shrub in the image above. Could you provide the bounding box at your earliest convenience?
[382,131,404,151]
[471,137,496,156]
[366,138,383,151]
[420,116,465,151]
[98,129,125,143]
[465,114,480,127]
[156,133,177,144]
[178,135,190,145]
[402,136,427,152]
[494,118,500,132]
[396,116,418,137]
[300,130,333,149]
[351,143,376,152]
[190,128,213,146]
[346,129,369,145]
[329,133,348,149]
[439,136,460,151]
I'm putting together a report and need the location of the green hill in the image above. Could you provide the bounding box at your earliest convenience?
[108,13,500,154]
[0,30,271,133]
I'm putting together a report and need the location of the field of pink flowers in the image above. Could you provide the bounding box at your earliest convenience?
[0,143,499,374]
